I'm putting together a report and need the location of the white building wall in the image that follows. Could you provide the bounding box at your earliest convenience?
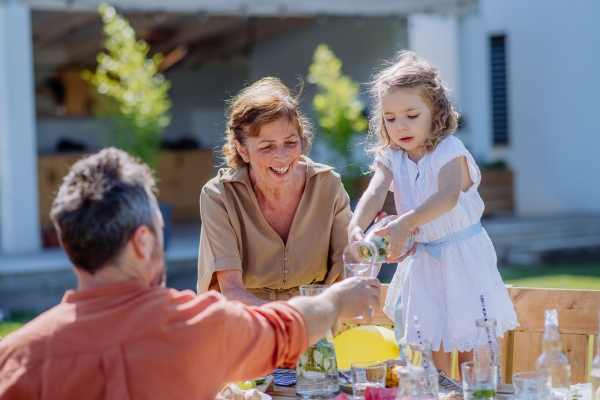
[414,1,600,216]
[481,0,600,215]
[408,14,460,103]
[0,2,41,253]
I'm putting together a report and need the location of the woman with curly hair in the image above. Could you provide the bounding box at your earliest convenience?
[197,77,360,315]
[348,51,518,374]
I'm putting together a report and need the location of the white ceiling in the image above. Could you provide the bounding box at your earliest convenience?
[22,0,478,16]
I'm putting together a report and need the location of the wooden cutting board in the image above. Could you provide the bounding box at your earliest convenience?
[256,376,275,393]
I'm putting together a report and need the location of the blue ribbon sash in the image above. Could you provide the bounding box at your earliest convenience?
[394,221,483,347]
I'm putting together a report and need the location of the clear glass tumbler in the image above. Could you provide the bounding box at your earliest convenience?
[513,371,538,400]
[296,285,340,400]
[343,241,377,279]
[351,361,386,398]
[461,362,498,400]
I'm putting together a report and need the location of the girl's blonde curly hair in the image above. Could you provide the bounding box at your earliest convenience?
[367,51,459,168]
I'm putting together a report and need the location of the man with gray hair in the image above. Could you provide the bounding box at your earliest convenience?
[0,148,381,400]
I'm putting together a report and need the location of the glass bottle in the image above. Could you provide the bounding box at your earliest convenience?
[409,343,440,399]
[590,313,600,400]
[296,285,340,400]
[395,366,428,400]
[474,318,503,386]
[360,215,416,263]
[535,309,571,400]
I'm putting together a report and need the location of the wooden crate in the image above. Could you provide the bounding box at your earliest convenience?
[480,169,514,216]
[58,69,96,116]
[154,150,216,220]
[38,150,216,228]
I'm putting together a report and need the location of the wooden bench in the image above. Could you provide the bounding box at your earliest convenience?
[340,284,600,384]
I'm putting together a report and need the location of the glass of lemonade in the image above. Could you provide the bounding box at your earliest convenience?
[351,361,386,398]
[461,362,498,400]
[296,285,340,400]
[513,371,538,400]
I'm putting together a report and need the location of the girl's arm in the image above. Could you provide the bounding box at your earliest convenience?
[348,163,393,242]
[376,157,468,261]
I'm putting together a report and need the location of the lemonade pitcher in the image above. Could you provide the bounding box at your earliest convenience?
[296,285,340,400]
[360,215,415,263]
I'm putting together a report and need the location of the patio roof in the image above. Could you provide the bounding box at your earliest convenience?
[23,0,477,16]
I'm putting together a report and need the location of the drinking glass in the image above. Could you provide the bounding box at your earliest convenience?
[513,371,538,400]
[343,241,377,320]
[351,361,386,398]
[343,241,378,279]
[461,362,498,400]
[296,285,340,399]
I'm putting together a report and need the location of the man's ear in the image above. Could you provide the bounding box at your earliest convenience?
[130,225,153,261]
[233,140,249,163]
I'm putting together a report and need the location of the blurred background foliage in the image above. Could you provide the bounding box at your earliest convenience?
[308,44,368,196]
[82,3,172,169]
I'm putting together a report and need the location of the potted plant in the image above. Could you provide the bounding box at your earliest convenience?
[83,3,174,245]
[478,160,514,217]
[307,44,369,201]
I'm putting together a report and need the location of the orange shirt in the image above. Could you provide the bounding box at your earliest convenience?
[0,280,308,400]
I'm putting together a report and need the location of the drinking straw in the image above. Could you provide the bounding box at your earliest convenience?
[413,316,423,345]
[412,316,432,391]
[480,295,496,365]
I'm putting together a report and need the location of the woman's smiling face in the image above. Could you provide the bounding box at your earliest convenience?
[235,116,303,189]
[381,87,432,161]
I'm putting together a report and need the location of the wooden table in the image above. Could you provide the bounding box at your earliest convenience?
[265,383,515,400]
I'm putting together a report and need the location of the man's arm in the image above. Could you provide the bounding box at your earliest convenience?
[288,277,381,344]
[219,277,381,383]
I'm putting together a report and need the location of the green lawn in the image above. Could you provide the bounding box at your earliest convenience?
[499,262,600,290]
[0,313,36,339]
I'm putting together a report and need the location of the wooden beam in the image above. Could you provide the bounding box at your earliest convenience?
[183,17,316,67]
[32,11,100,49]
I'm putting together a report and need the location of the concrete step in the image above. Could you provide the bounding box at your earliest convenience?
[482,215,600,265]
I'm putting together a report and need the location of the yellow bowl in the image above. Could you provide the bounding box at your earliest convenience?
[334,326,400,370]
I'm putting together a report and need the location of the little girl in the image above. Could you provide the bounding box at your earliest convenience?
[348,51,518,373]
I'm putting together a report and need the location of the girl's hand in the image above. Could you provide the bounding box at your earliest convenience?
[348,225,365,242]
[375,217,415,262]
[349,211,390,243]
[374,211,388,223]
[388,227,419,263]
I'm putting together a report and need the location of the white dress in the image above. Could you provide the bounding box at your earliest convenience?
[376,136,519,352]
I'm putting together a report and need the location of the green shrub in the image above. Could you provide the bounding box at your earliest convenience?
[308,44,368,196]
[83,3,172,168]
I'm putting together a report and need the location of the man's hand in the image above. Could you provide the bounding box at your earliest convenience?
[328,277,381,323]
[288,277,382,343]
